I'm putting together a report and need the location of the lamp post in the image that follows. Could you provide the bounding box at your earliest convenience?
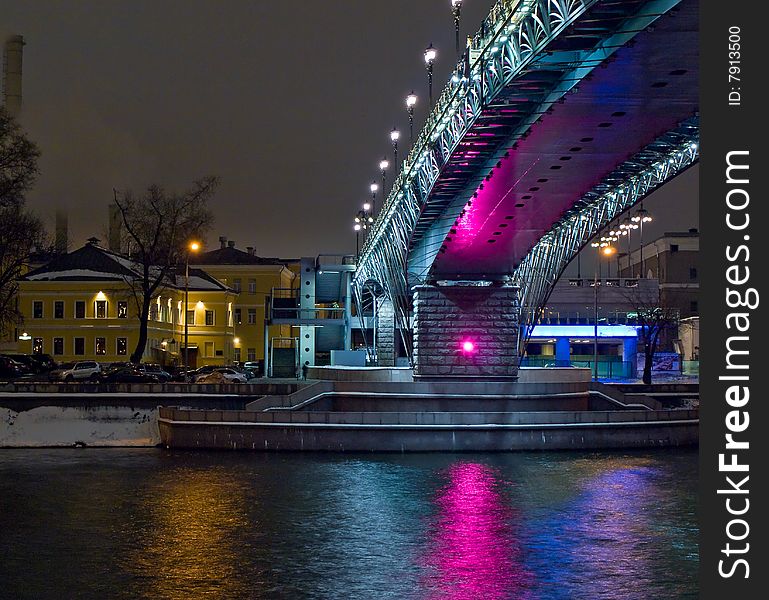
[619,216,638,276]
[369,182,378,214]
[184,241,201,381]
[424,44,437,108]
[631,204,653,277]
[390,128,400,170]
[451,0,463,56]
[590,240,615,381]
[353,207,374,261]
[379,158,389,196]
[406,91,417,143]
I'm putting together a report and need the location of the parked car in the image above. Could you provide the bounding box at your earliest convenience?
[4,353,55,374]
[195,368,247,384]
[137,363,171,382]
[48,362,76,381]
[0,355,25,379]
[101,367,160,384]
[59,361,102,382]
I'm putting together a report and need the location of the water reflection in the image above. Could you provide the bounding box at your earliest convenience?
[127,467,250,599]
[421,462,531,600]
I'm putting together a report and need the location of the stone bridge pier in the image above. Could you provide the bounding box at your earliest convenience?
[413,285,520,379]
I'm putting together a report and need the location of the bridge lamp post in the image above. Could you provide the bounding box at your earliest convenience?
[591,241,616,381]
[631,205,652,277]
[619,217,638,276]
[451,1,463,56]
[369,182,378,214]
[406,91,417,143]
[390,128,400,170]
[184,240,201,381]
[379,158,389,196]
[424,44,437,108]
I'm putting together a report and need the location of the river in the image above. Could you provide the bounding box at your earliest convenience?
[0,449,697,599]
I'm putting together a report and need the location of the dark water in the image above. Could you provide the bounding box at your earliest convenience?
[0,449,698,599]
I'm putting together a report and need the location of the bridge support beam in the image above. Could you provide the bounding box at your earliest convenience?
[376,297,396,367]
[413,285,520,379]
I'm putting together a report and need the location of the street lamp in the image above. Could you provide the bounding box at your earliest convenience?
[184,240,201,381]
[406,91,417,142]
[424,43,437,108]
[451,0,463,56]
[590,240,616,381]
[379,158,389,196]
[390,128,400,170]
[369,182,378,214]
[631,204,652,277]
[619,216,638,277]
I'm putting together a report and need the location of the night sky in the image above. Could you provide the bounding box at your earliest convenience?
[2,0,697,261]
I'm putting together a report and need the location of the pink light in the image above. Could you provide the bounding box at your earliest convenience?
[462,340,475,353]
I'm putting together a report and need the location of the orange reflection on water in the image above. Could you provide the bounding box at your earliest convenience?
[127,468,250,600]
[420,462,532,600]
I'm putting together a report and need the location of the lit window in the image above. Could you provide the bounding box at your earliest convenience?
[117,301,128,318]
[117,338,127,355]
[95,337,106,355]
[95,300,107,319]
[32,337,43,354]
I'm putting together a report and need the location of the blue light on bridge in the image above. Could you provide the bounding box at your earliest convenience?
[527,325,640,338]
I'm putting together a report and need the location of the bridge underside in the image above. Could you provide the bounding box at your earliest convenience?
[410,0,698,281]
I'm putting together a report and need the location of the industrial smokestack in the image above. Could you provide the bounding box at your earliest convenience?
[108,203,122,252]
[3,35,24,118]
[55,209,68,254]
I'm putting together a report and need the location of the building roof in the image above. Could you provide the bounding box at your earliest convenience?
[191,245,287,266]
[23,242,232,292]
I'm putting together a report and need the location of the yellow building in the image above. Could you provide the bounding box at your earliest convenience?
[15,241,237,367]
[190,238,297,369]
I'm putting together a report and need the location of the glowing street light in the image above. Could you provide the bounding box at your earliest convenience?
[379,158,389,196]
[631,204,653,277]
[591,240,616,381]
[184,240,201,380]
[405,91,418,142]
[424,43,437,108]
[390,128,400,170]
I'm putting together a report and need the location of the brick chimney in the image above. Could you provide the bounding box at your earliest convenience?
[219,235,227,249]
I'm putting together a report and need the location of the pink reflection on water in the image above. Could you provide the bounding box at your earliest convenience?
[419,462,532,600]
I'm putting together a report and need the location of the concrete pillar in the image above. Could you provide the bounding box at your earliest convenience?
[299,257,316,371]
[623,337,638,374]
[555,337,571,365]
[376,297,396,367]
[413,285,520,379]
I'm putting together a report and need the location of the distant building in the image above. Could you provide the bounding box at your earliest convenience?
[618,229,699,318]
[15,241,236,367]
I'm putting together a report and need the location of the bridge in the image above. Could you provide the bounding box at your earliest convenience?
[353,0,698,378]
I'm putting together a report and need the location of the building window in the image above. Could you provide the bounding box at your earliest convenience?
[233,278,242,292]
[74,338,85,356]
[205,341,214,358]
[186,310,195,325]
[54,301,64,319]
[32,337,43,354]
[33,301,43,319]
[689,267,697,280]
[95,300,108,319]
[95,337,106,355]
[234,308,242,324]
[248,279,256,294]
[247,348,256,362]
[690,301,698,314]
[149,304,158,321]
[53,338,64,356]
[234,348,241,363]
[205,310,214,326]
[247,308,257,324]
[75,301,86,319]
[117,338,127,355]
[670,244,679,252]
[118,301,128,318]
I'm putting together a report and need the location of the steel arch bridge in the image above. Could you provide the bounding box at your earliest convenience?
[353,0,699,361]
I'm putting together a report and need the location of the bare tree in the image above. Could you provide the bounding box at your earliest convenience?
[0,109,46,332]
[113,177,217,363]
[622,283,690,384]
